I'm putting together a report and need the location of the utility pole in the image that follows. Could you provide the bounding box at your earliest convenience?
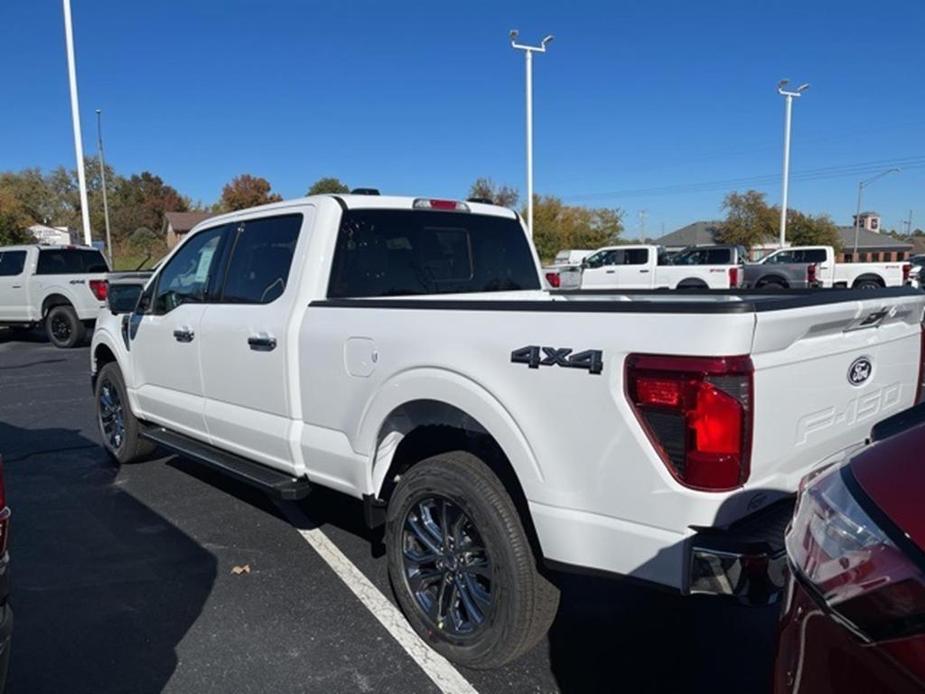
[639,209,648,239]
[903,210,913,236]
[62,0,92,246]
[96,109,113,264]
[776,80,810,248]
[510,30,553,237]
[852,169,900,256]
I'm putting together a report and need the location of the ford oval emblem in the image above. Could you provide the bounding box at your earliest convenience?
[848,356,873,386]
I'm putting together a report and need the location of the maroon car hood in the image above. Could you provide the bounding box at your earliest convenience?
[852,422,925,551]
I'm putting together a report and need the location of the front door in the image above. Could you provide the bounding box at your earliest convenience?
[130,224,229,439]
[580,249,620,288]
[616,247,652,288]
[0,251,30,321]
[199,210,310,472]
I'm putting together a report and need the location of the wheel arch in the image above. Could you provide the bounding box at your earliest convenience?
[852,273,885,288]
[41,292,75,316]
[677,278,708,289]
[756,273,789,288]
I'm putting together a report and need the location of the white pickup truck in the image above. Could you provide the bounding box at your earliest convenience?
[749,245,911,289]
[90,194,925,669]
[572,244,743,290]
[0,244,110,347]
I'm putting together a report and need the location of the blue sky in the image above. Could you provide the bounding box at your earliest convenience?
[1,0,923,236]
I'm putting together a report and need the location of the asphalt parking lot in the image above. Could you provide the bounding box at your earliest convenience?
[0,330,780,693]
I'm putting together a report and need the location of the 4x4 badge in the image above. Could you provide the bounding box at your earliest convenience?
[847,356,872,386]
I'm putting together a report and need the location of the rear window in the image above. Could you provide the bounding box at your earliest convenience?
[36,248,108,275]
[0,251,26,276]
[327,210,539,298]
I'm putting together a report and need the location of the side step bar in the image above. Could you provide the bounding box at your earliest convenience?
[141,426,311,500]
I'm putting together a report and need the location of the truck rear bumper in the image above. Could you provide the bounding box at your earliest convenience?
[686,497,794,605]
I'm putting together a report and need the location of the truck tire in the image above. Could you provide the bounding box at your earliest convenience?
[677,279,708,290]
[386,451,559,669]
[95,362,156,465]
[853,277,883,290]
[757,278,787,289]
[46,304,85,348]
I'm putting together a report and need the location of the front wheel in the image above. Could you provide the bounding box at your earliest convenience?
[386,451,559,669]
[95,362,155,464]
[46,305,84,348]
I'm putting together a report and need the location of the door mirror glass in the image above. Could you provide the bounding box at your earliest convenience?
[108,283,145,315]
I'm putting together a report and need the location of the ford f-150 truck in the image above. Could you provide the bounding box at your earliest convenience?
[745,245,911,289]
[0,244,110,347]
[90,194,925,668]
[572,244,743,290]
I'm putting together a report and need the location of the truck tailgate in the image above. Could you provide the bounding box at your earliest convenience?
[749,292,924,491]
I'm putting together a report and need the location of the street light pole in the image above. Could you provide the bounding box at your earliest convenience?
[96,109,113,264]
[510,30,553,237]
[776,79,810,248]
[62,0,92,247]
[852,168,900,257]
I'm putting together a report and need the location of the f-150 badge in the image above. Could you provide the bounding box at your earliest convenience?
[511,346,603,375]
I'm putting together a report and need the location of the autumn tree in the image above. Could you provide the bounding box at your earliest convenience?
[531,195,623,262]
[467,178,519,208]
[0,188,32,245]
[219,174,283,211]
[306,177,350,195]
[715,190,778,248]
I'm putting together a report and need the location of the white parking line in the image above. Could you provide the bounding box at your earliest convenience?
[277,502,479,694]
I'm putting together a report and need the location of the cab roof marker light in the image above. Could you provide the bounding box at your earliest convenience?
[412,198,471,212]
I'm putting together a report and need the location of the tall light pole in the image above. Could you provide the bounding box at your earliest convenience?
[96,109,113,263]
[853,168,900,257]
[776,79,810,248]
[510,30,553,237]
[62,0,92,246]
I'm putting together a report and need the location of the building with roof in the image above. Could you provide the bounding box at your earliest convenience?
[28,223,73,245]
[162,211,214,248]
[654,221,723,251]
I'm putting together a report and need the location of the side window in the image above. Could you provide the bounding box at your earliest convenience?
[706,248,730,264]
[220,214,302,304]
[623,248,649,265]
[767,251,792,264]
[585,250,609,269]
[153,225,226,314]
[804,249,827,263]
[0,251,26,276]
[37,250,82,274]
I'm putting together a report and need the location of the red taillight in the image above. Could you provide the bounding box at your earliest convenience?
[807,263,817,286]
[89,279,108,301]
[728,266,739,287]
[625,354,753,491]
[904,262,912,284]
[412,198,470,212]
[545,272,561,288]
[787,464,925,644]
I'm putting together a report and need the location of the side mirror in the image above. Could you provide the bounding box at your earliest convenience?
[108,283,145,315]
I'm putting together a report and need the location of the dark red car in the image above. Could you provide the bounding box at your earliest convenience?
[774,407,925,693]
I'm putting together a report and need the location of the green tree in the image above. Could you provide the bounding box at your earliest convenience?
[715,190,779,248]
[219,174,283,212]
[306,177,350,195]
[788,211,841,250]
[467,178,519,208]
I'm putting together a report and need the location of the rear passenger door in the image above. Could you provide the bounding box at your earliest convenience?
[0,251,29,321]
[616,248,653,288]
[199,210,311,472]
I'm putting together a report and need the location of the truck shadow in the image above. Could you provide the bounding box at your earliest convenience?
[0,327,47,345]
[0,422,217,694]
[545,489,787,694]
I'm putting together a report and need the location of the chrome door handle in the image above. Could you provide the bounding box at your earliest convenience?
[173,328,194,343]
[640,269,650,273]
[11,285,21,289]
[605,269,616,274]
[248,334,277,351]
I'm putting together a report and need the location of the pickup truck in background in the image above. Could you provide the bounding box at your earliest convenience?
[745,245,911,289]
[574,244,743,290]
[541,248,593,288]
[91,194,925,669]
[0,245,111,347]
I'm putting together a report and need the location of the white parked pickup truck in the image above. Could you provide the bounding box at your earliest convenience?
[0,245,110,347]
[576,244,743,290]
[749,245,911,289]
[90,194,925,669]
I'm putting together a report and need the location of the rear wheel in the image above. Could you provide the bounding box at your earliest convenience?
[386,451,559,669]
[757,279,786,289]
[45,305,84,348]
[95,362,155,464]
[854,278,882,290]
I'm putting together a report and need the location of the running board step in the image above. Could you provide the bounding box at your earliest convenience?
[141,426,311,500]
